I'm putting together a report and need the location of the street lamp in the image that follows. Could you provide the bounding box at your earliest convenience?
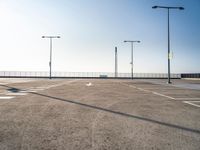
[152,5,184,84]
[42,36,60,79]
[124,40,140,79]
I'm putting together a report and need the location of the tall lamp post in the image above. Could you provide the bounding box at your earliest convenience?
[152,6,184,84]
[124,40,140,79]
[42,36,60,79]
[115,47,118,78]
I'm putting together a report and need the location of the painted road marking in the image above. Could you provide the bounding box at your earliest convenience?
[129,85,137,88]
[175,98,200,100]
[183,101,200,108]
[0,96,14,99]
[32,88,45,90]
[119,82,136,88]
[86,82,92,86]
[152,92,175,100]
[135,87,176,100]
[122,83,176,100]
[6,93,27,96]
[25,90,37,93]
[0,80,81,100]
[137,87,151,93]
[30,80,82,90]
[28,88,44,91]
[128,84,176,100]
[124,83,200,101]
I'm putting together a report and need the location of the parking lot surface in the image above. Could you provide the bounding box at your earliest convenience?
[0,78,200,150]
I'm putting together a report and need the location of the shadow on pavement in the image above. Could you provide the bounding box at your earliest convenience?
[1,84,200,135]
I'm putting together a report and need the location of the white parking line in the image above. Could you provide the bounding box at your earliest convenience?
[175,98,200,100]
[33,79,82,90]
[6,93,27,96]
[183,101,200,108]
[20,90,37,93]
[0,79,82,100]
[126,84,176,100]
[152,92,175,100]
[0,96,14,99]
[119,82,136,88]
[137,87,151,93]
[28,88,44,91]
[128,85,137,88]
[124,83,200,101]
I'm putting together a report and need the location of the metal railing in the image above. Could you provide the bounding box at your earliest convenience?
[181,73,200,78]
[0,71,181,79]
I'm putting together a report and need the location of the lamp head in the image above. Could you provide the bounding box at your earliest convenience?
[179,7,184,10]
[152,6,158,9]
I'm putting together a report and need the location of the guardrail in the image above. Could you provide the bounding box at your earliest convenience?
[0,71,181,79]
[181,73,200,78]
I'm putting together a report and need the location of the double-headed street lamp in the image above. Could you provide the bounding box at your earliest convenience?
[152,6,184,84]
[42,36,60,79]
[124,40,140,79]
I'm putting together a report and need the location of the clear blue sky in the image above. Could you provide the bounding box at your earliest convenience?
[0,0,199,73]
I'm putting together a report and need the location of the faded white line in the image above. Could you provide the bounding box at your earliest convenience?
[40,79,82,90]
[30,87,46,90]
[183,101,200,108]
[6,93,27,96]
[86,82,92,86]
[121,82,200,102]
[29,80,82,92]
[0,80,81,99]
[0,96,14,99]
[129,85,137,88]
[132,85,175,100]
[152,92,175,100]
[122,83,176,100]
[137,87,151,92]
[23,90,37,93]
[28,88,43,91]
[175,98,200,100]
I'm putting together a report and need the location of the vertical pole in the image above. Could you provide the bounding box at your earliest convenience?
[49,38,52,79]
[131,42,133,79]
[168,9,171,83]
[115,47,118,78]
